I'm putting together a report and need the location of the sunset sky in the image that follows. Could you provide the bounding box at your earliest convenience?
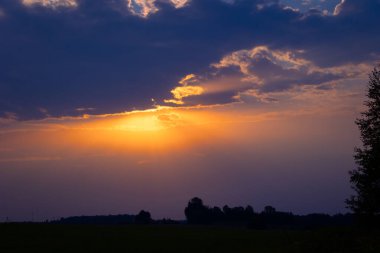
[0,0,379,221]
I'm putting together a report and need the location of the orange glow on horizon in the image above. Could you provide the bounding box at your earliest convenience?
[0,106,239,160]
[68,107,229,152]
[0,103,312,156]
[0,97,360,166]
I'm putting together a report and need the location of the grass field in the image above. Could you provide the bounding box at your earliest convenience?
[0,224,379,253]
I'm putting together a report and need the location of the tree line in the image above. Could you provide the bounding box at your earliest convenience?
[52,197,353,229]
[184,197,353,229]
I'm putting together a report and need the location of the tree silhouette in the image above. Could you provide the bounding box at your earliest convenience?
[347,65,380,217]
[184,197,210,224]
[244,205,255,219]
[183,197,353,228]
[263,206,276,214]
[135,210,152,224]
[210,206,224,222]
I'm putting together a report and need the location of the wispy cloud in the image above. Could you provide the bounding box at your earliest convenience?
[169,0,190,8]
[164,74,204,105]
[158,45,372,109]
[0,7,5,18]
[0,112,18,125]
[126,0,190,17]
[75,107,96,112]
[279,0,342,14]
[22,0,78,9]
[0,156,62,163]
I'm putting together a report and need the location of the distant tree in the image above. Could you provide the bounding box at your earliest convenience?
[263,206,276,214]
[222,205,232,221]
[210,206,224,222]
[135,210,152,224]
[184,197,210,224]
[231,206,245,221]
[347,65,380,217]
[244,205,255,219]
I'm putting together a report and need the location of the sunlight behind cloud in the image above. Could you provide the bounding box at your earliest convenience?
[0,77,364,159]
[0,106,233,152]
[170,0,190,8]
[126,0,190,17]
[127,0,158,17]
[166,86,204,104]
[211,45,372,95]
[164,74,204,105]
[334,0,346,15]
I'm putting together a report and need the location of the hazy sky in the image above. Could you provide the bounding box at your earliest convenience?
[0,0,379,221]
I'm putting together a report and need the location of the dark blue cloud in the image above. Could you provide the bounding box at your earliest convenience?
[0,0,379,119]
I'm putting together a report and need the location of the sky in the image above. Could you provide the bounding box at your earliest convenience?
[0,0,379,221]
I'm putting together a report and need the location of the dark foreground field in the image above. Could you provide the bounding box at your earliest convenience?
[1,224,379,253]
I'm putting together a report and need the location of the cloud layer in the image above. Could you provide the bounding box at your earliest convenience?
[0,0,378,120]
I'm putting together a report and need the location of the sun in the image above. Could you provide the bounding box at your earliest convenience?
[115,114,165,132]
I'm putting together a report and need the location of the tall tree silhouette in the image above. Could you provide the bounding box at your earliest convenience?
[347,65,380,217]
